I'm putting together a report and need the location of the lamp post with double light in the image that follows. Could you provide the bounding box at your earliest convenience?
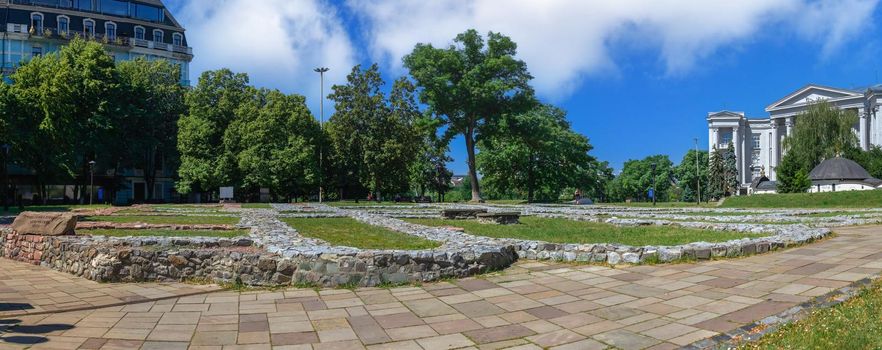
[314,67,329,203]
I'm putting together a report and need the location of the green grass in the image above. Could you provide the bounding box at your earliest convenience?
[323,201,417,207]
[82,228,248,238]
[404,216,766,246]
[281,217,440,250]
[602,202,715,208]
[797,211,877,218]
[83,215,239,225]
[741,280,882,349]
[1,204,111,215]
[722,190,882,209]
[241,203,272,209]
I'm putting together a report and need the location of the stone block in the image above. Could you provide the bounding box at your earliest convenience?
[12,212,77,236]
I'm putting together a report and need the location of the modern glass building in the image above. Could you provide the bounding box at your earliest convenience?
[1,0,191,85]
[2,0,193,204]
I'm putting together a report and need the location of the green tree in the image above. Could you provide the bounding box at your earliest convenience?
[177,69,250,196]
[477,104,596,202]
[676,149,709,202]
[327,64,420,200]
[227,88,321,200]
[707,146,724,200]
[404,29,534,202]
[116,58,185,201]
[606,155,674,202]
[778,101,859,192]
[9,38,117,203]
[723,141,739,196]
[847,146,882,179]
[409,116,452,200]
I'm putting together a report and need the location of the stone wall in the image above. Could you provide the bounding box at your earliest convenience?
[0,229,516,287]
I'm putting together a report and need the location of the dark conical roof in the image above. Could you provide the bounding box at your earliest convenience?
[809,157,871,181]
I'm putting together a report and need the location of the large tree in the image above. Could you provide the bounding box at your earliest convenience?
[607,155,674,202]
[177,69,250,196]
[404,29,534,202]
[723,141,739,196]
[675,149,709,202]
[327,64,421,200]
[707,146,725,200]
[409,116,452,201]
[477,104,596,202]
[116,58,186,201]
[9,38,118,203]
[227,88,321,200]
[778,101,859,192]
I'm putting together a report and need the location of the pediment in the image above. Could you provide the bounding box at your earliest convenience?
[766,84,861,110]
[707,111,744,120]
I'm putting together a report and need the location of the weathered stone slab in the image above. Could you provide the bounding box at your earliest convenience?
[442,208,488,219]
[476,212,521,225]
[11,212,77,236]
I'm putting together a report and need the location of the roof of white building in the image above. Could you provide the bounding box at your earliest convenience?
[809,157,871,181]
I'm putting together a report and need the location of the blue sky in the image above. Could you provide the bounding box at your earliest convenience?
[165,0,882,175]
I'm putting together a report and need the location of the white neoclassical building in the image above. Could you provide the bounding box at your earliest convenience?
[707,84,882,194]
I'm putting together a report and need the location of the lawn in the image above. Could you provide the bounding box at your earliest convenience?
[404,216,766,246]
[1,204,111,216]
[281,217,440,250]
[323,201,417,207]
[83,215,239,225]
[741,280,882,349]
[602,202,713,208]
[241,203,272,209]
[82,228,248,238]
[722,190,882,209]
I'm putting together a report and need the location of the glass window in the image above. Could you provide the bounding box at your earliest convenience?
[172,33,182,46]
[58,17,69,34]
[76,0,93,11]
[60,0,73,8]
[133,3,163,22]
[32,46,43,58]
[721,132,732,145]
[134,27,144,40]
[31,13,44,34]
[84,20,95,36]
[752,134,761,149]
[152,29,163,43]
[99,0,128,16]
[105,22,116,40]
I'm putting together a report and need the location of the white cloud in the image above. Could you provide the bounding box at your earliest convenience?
[172,0,356,115]
[348,0,880,100]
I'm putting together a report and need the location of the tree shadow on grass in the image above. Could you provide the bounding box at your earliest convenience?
[0,318,75,345]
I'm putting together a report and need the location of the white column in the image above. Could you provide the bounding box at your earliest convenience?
[732,126,741,185]
[708,127,715,151]
[785,117,794,137]
[770,122,778,180]
[859,108,868,150]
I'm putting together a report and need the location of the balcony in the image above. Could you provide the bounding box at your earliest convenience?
[18,25,192,57]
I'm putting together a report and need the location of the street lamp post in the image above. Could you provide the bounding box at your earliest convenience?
[314,67,329,203]
[651,162,657,206]
[88,160,96,205]
[694,138,701,205]
[1,144,9,212]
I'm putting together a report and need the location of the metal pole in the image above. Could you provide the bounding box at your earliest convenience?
[651,162,657,206]
[314,67,329,203]
[694,138,701,204]
[1,144,8,212]
[89,161,95,205]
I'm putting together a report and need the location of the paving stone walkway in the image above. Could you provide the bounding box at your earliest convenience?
[0,260,222,317]
[2,225,882,350]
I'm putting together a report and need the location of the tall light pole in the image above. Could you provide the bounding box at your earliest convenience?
[694,138,701,205]
[314,67,329,203]
[88,160,96,205]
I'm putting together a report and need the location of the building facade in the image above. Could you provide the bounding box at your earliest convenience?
[707,84,882,193]
[2,0,193,204]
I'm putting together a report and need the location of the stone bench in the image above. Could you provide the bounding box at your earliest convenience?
[476,212,521,225]
[441,208,488,219]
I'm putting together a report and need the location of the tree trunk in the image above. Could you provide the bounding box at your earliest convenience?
[527,152,535,203]
[464,125,482,202]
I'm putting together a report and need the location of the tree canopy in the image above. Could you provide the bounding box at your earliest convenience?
[404,29,535,202]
